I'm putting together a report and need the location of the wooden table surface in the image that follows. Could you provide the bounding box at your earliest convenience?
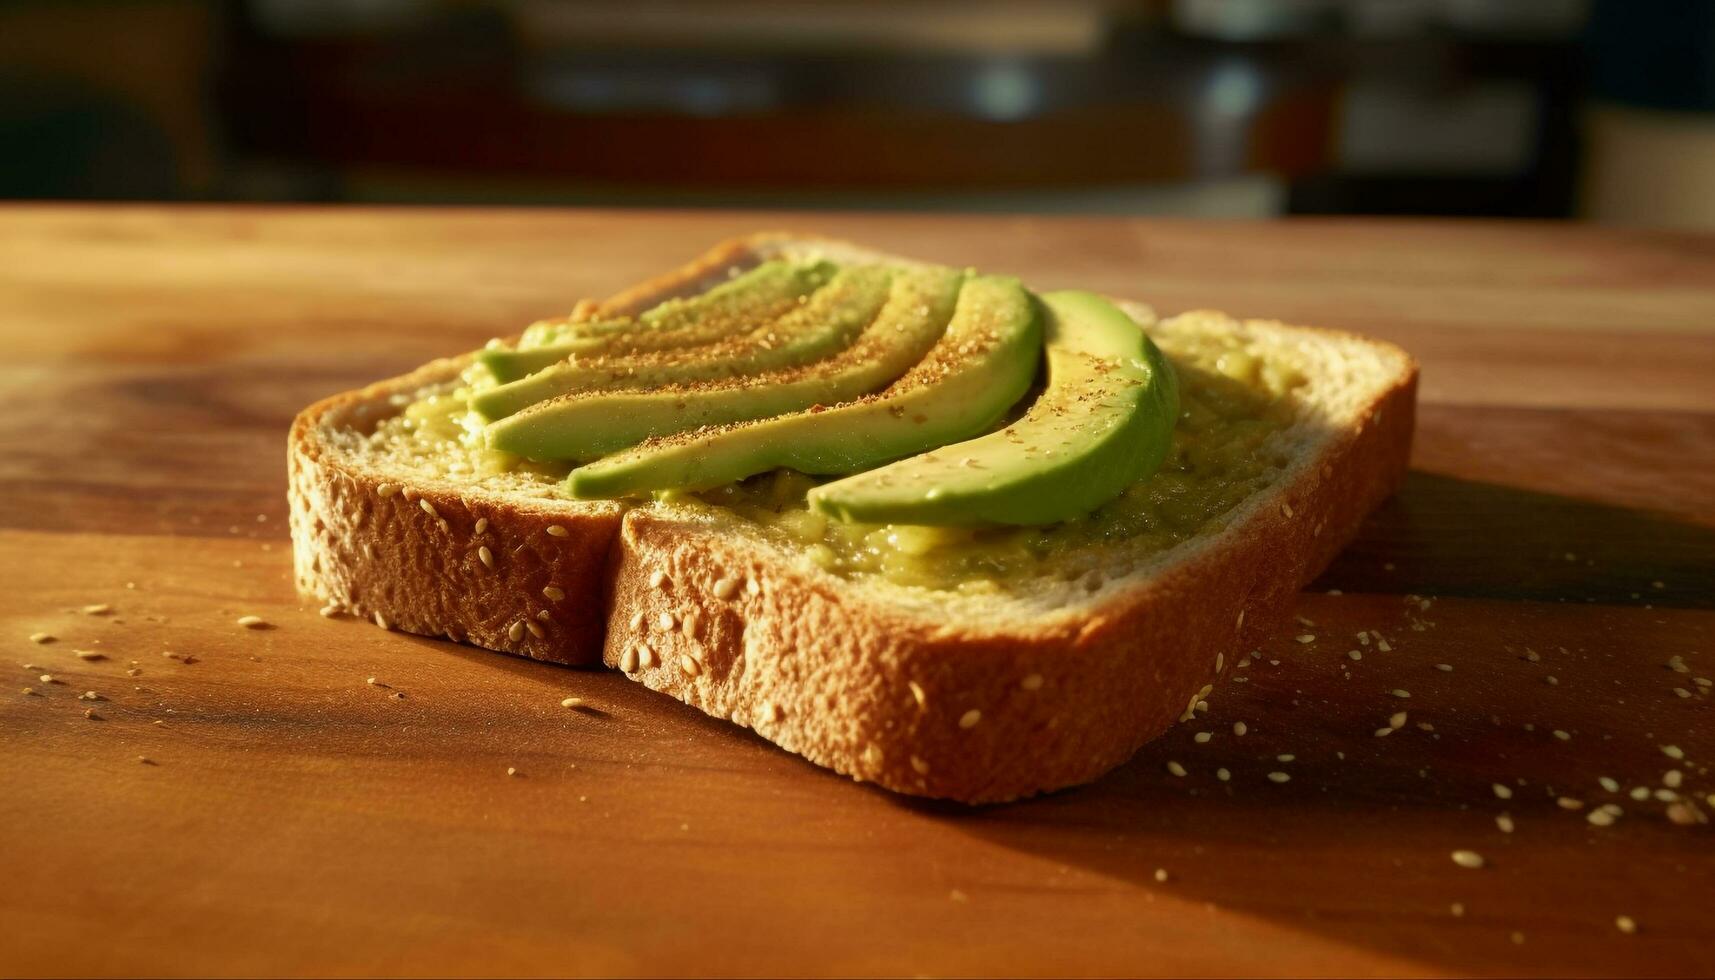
[2,206,1711,978]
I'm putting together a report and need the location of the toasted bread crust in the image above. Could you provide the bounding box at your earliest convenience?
[288,233,1417,801]
[603,360,1415,802]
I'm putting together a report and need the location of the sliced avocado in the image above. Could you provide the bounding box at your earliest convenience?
[486,265,964,462]
[472,265,891,421]
[565,275,1039,498]
[808,290,1178,527]
[477,259,835,384]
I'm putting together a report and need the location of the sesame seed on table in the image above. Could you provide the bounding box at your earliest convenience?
[1,207,1713,977]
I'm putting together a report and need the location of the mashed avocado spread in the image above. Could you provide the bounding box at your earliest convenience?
[375,323,1301,592]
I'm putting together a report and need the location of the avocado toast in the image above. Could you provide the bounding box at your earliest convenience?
[288,233,1417,803]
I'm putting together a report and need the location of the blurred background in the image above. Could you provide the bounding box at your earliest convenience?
[2,0,1713,227]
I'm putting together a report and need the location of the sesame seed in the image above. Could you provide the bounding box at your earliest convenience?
[1348,650,1362,661]
[38,674,54,683]
[1390,711,1407,729]
[82,604,112,615]
[1167,761,1187,777]
[1296,634,1316,644]
[619,647,638,673]
[542,586,565,601]
[1021,673,1044,691]
[561,697,583,709]
[1588,809,1616,827]
[629,611,645,631]
[1674,687,1694,698]
[1281,503,1294,517]
[1216,768,1231,782]
[657,612,676,631]
[1450,850,1485,869]
[1496,813,1515,833]
[377,483,399,497]
[638,644,656,669]
[526,619,545,639]
[478,545,494,569]
[1267,771,1291,784]
[1375,727,1393,737]
[474,517,488,534]
[77,690,102,701]
[1390,689,1411,699]
[908,681,927,708]
[1615,915,1637,934]
[1665,803,1696,825]
[373,611,391,631]
[1376,638,1391,652]
[28,632,53,644]
[1153,868,1170,883]
[1233,721,1248,736]
[1450,902,1465,917]
[236,615,268,629]
[545,524,568,537]
[1553,730,1571,741]
[680,654,702,677]
[959,709,982,730]
[366,677,382,686]
[1194,732,1212,744]
[1662,744,1685,760]
[419,499,438,519]
[1630,786,1650,801]
[137,756,155,765]
[648,569,669,589]
[1435,663,1453,672]
[712,577,740,599]
[507,621,525,642]
[20,687,35,696]
[910,755,930,775]
[1599,776,1620,793]
[1664,769,1684,788]
[1557,797,1584,810]
[506,767,519,777]
[319,603,342,618]
[1215,653,1224,673]
[83,708,100,720]
[74,650,105,661]
[1493,783,1513,800]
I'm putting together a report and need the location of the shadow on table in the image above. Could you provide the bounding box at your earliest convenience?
[888,471,1715,975]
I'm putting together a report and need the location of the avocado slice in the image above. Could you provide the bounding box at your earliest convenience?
[472,265,891,421]
[477,259,836,384]
[486,265,964,462]
[564,275,1039,498]
[808,290,1178,527]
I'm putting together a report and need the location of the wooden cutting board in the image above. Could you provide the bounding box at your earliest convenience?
[1,206,1710,978]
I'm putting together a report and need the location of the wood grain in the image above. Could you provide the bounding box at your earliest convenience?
[1,206,1711,978]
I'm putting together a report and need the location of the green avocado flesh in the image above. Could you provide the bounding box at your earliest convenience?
[564,274,1040,498]
[475,259,836,385]
[807,290,1179,527]
[471,264,888,421]
[484,265,964,462]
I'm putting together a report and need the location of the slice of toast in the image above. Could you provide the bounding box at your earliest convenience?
[289,233,1417,803]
